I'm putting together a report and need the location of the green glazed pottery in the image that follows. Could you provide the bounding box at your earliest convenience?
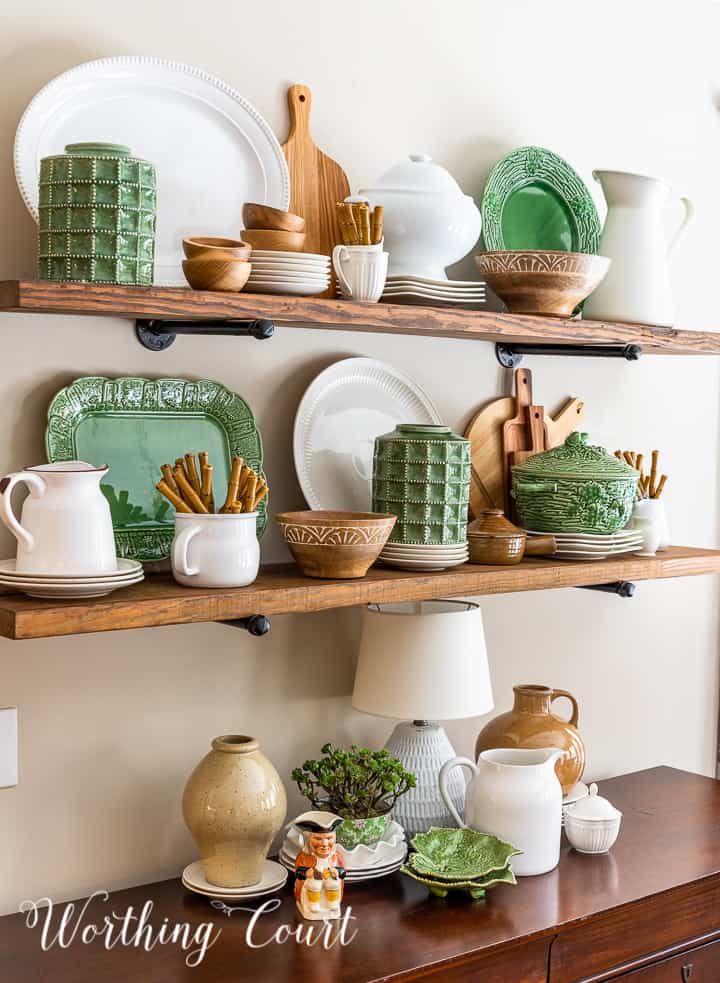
[46,376,266,561]
[410,827,521,880]
[481,146,601,254]
[372,425,470,545]
[38,143,156,285]
[400,862,517,899]
[336,816,390,850]
[511,432,639,535]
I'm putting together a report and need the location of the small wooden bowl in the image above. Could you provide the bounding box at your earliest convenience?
[242,202,305,233]
[183,237,252,261]
[241,229,306,252]
[182,259,252,292]
[276,511,396,579]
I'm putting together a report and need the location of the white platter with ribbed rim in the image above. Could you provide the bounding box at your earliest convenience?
[14,57,290,285]
[294,357,442,512]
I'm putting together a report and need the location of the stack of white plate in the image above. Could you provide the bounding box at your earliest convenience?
[0,558,143,598]
[279,820,407,883]
[526,528,644,561]
[182,859,287,902]
[379,541,469,571]
[382,276,486,308]
[246,250,330,296]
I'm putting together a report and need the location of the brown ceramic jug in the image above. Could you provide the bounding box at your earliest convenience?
[474,685,585,793]
[182,735,287,887]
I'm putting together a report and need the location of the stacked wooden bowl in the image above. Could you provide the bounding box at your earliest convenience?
[182,237,252,292]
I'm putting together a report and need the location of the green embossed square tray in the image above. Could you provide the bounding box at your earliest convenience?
[45,376,266,562]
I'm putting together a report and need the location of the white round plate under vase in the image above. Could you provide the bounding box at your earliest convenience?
[526,529,643,544]
[294,357,442,512]
[0,572,143,589]
[251,250,330,263]
[0,557,142,580]
[381,543,469,555]
[182,878,286,904]
[378,556,468,571]
[182,859,287,898]
[243,280,328,296]
[15,57,290,285]
[4,576,144,599]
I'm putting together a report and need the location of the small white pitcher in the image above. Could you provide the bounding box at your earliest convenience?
[0,461,116,575]
[439,747,564,876]
[172,512,259,588]
[333,243,388,302]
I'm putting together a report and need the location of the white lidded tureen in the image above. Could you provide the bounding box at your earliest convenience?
[359,154,482,280]
[564,782,622,854]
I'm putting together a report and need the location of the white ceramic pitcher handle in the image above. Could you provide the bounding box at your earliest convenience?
[439,756,478,829]
[332,245,352,295]
[173,524,201,576]
[0,471,46,551]
[668,195,694,255]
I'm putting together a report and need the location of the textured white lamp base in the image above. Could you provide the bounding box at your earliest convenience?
[385,721,465,837]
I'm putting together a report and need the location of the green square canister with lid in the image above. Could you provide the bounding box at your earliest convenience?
[38,142,156,285]
[372,424,471,545]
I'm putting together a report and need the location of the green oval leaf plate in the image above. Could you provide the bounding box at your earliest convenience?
[481,146,601,254]
[46,376,266,562]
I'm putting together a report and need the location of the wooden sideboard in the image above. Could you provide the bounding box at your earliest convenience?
[1,767,719,982]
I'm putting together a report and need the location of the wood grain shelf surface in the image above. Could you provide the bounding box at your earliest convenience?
[0,545,717,640]
[1,279,719,354]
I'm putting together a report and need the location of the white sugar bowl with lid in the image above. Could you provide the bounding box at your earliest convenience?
[564,783,622,854]
[359,154,482,279]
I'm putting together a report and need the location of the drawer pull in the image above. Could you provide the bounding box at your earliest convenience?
[681,963,694,982]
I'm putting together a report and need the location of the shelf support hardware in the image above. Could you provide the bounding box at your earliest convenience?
[218,615,271,636]
[578,581,636,598]
[495,342,642,368]
[136,318,275,352]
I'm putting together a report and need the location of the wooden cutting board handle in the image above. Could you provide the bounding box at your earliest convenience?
[285,84,312,143]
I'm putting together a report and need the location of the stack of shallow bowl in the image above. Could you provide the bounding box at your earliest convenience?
[241,202,330,296]
[182,237,252,292]
[400,827,519,899]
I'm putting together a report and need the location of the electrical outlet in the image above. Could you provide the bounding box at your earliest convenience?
[0,707,18,788]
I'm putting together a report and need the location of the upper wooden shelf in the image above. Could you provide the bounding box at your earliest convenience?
[0,546,717,640]
[1,279,719,354]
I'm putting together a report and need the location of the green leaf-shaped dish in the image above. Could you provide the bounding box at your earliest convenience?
[410,827,521,880]
[400,863,516,899]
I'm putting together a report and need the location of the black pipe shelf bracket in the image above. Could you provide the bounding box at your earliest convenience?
[136,318,275,351]
[218,615,271,636]
[496,342,642,368]
[578,581,637,598]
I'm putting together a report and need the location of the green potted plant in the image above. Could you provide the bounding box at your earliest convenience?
[292,743,416,849]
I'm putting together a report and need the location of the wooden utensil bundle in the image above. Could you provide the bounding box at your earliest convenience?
[336,202,383,245]
[156,453,268,515]
[615,448,668,500]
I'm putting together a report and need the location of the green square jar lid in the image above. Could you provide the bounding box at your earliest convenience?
[481,146,601,254]
[511,432,638,481]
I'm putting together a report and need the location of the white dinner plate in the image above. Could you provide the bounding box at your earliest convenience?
[384,282,486,293]
[245,280,328,296]
[250,263,331,274]
[251,250,330,263]
[381,545,469,555]
[294,357,442,511]
[382,293,487,309]
[182,879,285,904]
[6,578,143,599]
[0,558,142,580]
[526,529,642,543]
[247,272,330,283]
[15,57,290,285]
[379,556,468,571]
[183,859,287,897]
[382,289,486,300]
[385,275,485,289]
[0,573,143,590]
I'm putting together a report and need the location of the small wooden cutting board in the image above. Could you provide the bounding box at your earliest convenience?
[281,84,350,297]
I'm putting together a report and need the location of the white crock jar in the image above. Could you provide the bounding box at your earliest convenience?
[359,154,482,280]
[564,782,622,854]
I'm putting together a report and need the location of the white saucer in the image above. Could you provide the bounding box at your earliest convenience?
[182,877,286,903]
[182,859,287,898]
[0,558,142,580]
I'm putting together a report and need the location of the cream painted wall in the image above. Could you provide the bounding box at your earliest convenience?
[0,0,719,916]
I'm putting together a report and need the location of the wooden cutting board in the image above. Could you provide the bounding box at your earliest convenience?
[502,368,535,506]
[465,393,586,518]
[281,84,350,298]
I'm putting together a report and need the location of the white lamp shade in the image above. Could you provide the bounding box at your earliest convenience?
[352,600,494,720]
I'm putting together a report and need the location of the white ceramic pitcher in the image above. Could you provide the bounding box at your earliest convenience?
[583,170,693,327]
[0,461,116,575]
[439,747,564,876]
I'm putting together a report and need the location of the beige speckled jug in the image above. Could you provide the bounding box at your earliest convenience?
[182,735,287,888]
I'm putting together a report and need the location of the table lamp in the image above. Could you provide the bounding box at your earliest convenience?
[352,599,494,836]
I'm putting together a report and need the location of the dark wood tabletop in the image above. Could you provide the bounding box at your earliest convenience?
[2,767,720,983]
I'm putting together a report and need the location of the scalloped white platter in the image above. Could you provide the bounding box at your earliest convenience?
[14,57,290,285]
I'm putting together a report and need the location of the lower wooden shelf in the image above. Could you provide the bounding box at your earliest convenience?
[0,545,717,640]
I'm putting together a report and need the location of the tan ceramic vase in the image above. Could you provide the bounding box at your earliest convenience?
[182,735,287,888]
[474,685,585,794]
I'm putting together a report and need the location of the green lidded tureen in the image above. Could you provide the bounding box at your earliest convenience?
[511,432,639,534]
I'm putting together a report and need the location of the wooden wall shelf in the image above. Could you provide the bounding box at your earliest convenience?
[0,546,717,640]
[1,279,719,354]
